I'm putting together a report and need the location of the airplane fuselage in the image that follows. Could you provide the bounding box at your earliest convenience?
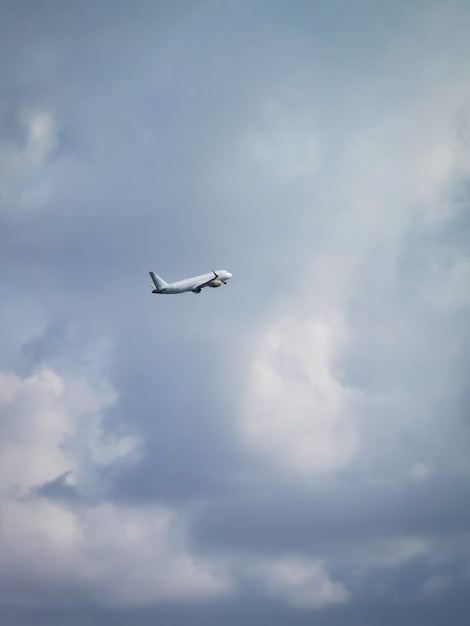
[150,270,232,294]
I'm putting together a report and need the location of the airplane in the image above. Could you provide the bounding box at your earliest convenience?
[149,269,232,294]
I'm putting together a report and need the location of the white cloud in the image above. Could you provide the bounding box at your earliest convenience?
[0,367,131,493]
[0,368,76,491]
[409,462,431,482]
[234,36,470,484]
[78,504,230,605]
[239,313,358,474]
[20,113,57,170]
[251,556,350,609]
[0,498,231,607]
[0,111,57,211]
[0,367,230,607]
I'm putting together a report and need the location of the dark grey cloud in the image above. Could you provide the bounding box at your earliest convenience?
[1,0,470,624]
[2,589,470,626]
[34,471,80,502]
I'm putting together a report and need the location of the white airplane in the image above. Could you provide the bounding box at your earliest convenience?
[149,269,232,294]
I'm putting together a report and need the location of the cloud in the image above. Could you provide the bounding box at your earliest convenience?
[239,313,358,474]
[251,556,350,609]
[0,499,231,607]
[72,503,231,606]
[409,463,431,482]
[0,367,134,493]
[422,252,470,313]
[356,537,428,568]
[422,573,454,596]
[242,106,321,182]
[0,111,57,211]
[1,1,470,623]
[0,368,229,607]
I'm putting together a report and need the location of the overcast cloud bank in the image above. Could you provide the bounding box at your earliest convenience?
[1,2,470,624]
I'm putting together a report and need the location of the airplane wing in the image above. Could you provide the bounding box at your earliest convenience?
[192,271,221,290]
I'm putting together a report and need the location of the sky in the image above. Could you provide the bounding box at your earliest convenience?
[1,1,470,624]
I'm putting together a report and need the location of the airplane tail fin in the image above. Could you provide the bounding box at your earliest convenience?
[149,271,168,292]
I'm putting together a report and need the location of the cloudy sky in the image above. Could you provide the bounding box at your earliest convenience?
[1,1,470,624]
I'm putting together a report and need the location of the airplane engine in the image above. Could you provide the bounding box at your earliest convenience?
[210,279,223,287]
